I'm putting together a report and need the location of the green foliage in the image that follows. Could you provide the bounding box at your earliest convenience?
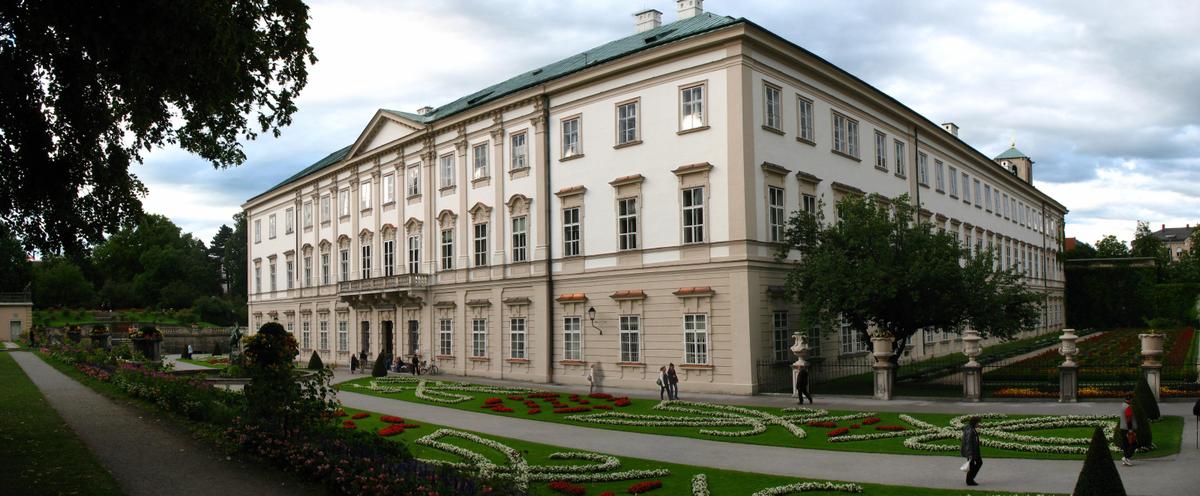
[0,225,32,291]
[1133,375,1160,421]
[32,255,96,308]
[1073,427,1125,496]
[1,2,316,255]
[307,351,324,370]
[1065,240,1097,260]
[243,322,336,433]
[1095,235,1130,258]
[779,194,1042,354]
[372,352,389,377]
[1150,283,1200,325]
[1065,262,1156,328]
[92,214,221,309]
[1131,221,1171,279]
[190,296,237,326]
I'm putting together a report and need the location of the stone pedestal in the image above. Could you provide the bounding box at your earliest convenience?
[962,365,982,402]
[1142,364,1162,402]
[132,339,163,363]
[874,362,895,400]
[91,334,111,350]
[1059,365,1078,403]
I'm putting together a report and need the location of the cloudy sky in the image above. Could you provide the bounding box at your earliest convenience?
[137,0,1200,246]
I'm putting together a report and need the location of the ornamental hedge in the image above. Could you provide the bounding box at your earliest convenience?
[1066,260,1200,328]
[1073,427,1125,496]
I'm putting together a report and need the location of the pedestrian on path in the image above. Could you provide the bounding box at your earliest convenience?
[1193,397,1199,449]
[1118,396,1138,466]
[795,366,812,405]
[667,363,680,400]
[586,364,596,394]
[656,366,669,400]
[411,355,420,376]
[350,354,359,374]
[961,416,982,486]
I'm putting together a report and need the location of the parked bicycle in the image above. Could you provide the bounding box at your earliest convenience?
[420,360,440,376]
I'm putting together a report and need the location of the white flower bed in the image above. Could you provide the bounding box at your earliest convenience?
[828,413,1128,455]
[355,376,535,404]
[567,399,816,439]
[691,474,711,496]
[751,481,864,495]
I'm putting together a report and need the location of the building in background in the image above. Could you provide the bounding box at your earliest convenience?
[1151,224,1196,261]
[243,1,1067,394]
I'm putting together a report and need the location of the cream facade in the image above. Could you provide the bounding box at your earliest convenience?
[243,2,1067,394]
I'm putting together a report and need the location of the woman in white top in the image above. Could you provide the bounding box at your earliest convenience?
[657,366,669,400]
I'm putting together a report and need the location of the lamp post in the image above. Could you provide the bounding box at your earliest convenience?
[961,329,982,402]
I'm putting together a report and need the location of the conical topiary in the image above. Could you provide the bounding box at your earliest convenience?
[1073,427,1126,496]
[372,352,388,377]
[1132,398,1153,450]
[1133,375,1160,420]
[307,350,324,370]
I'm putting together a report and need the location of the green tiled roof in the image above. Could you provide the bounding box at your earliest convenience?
[263,144,353,194]
[994,146,1028,160]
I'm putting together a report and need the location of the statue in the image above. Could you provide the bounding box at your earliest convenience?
[229,325,243,356]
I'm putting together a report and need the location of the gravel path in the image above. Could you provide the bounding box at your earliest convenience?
[10,351,324,496]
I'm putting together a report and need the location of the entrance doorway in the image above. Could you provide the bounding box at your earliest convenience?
[360,321,371,358]
[382,320,395,361]
[407,320,419,357]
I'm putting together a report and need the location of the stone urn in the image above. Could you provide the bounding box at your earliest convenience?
[961,329,983,367]
[790,332,810,368]
[871,333,895,364]
[1139,332,1165,367]
[1059,328,1079,367]
[89,326,111,350]
[129,326,164,362]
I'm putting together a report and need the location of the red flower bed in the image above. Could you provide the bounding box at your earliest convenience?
[826,427,850,438]
[806,421,836,428]
[378,424,406,437]
[76,363,111,381]
[876,425,907,431]
[527,409,542,414]
[850,423,861,429]
[553,406,591,414]
[862,417,881,425]
[614,398,631,407]
[484,397,504,405]
[627,480,663,494]
[589,393,614,400]
[524,400,539,408]
[601,492,616,496]
[333,409,348,417]
[351,412,369,420]
[381,415,405,424]
[507,395,525,401]
[548,480,586,495]
[576,399,590,404]
[341,420,357,430]
[490,406,514,413]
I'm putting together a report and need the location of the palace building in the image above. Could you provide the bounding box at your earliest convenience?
[243,1,1067,394]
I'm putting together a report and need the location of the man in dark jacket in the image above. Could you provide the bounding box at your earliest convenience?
[795,367,812,404]
[961,416,982,486]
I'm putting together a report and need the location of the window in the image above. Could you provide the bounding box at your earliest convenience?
[360,181,372,210]
[319,319,329,350]
[832,112,859,157]
[439,154,455,188]
[473,223,489,266]
[948,166,959,197]
[961,172,971,204]
[339,189,350,217]
[254,266,261,293]
[285,208,294,234]
[839,320,868,354]
[772,311,789,361]
[802,193,817,214]
[510,318,527,359]
[1017,201,1024,226]
[286,259,294,289]
[617,101,638,145]
[683,314,709,365]
[984,184,992,212]
[763,82,782,130]
[337,318,348,351]
[438,319,453,356]
[383,239,395,276]
[915,148,927,185]
[268,214,277,239]
[562,207,581,256]
[303,201,312,228]
[383,174,395,203]
[563,316,582,360]
[339,248,349,281]
[973,179,982,207]
[510,133,527,170]
[269,262,277,292]
[561,117,581,158]
[303,255,312,287]
[767,186,785,242]
[301,320,311,349]
[407,164,421,197]
[511,217,527,262]
[797,96,815,142]
[1010,198,1017,222]
[934,159,944,191]
[680,84,705,130]
[874,131,887,169]
[441,229,455,270]
[321,195,331,220]
[472,143,489,180]
[407,235,420,273]
[682,187,705,243]
[471,319,487,357]
[1002,193,1010,218]
[895,140,908,178]
[619,315,641,363]
[321,252,330,285]
[360,244,371,279]
[618,199,638,250]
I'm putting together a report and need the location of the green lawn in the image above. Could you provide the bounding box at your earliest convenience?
[339,376,1184,461]
[0,352,123,496]
[178,357,230,369]
[344,406,1061,496]
[34,308,223,328]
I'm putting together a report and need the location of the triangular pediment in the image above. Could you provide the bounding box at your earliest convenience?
[346,109,425,159]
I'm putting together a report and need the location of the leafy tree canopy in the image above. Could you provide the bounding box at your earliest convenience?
[32,255,95,308]
[779,194,1042,356]
[1065,240,1097,260]
[92,214,220,309]
[0,0,316,255]
[0,225,32,291]
[1095,235,1130,258]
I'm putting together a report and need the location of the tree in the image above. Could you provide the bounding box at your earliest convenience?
[779,194,1043,358]
[1072,427,1125,496]
[92,214,220,309]
[0,1,317,255]
[1133,375,1160,421]
[1065,240,1097,260]
[31,255,96,308]
[372,352,389,378]
[0,225,32,291]
[1131,221,1170,280]
[1095,235,1130,258]
[209,224,234,293]
[307,351,324,370]
[224,213,249,303]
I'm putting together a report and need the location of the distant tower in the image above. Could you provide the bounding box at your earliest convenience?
[993,139,1033,184]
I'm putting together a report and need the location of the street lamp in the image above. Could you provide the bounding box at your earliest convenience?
[587,306,602,335]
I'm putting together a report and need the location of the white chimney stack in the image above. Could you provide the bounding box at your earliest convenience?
[416,106,433,115]
[677,0,703,19]
[941,122,959,137]
[634,9,662,33]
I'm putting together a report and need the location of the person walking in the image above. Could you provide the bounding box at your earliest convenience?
[411,354,420,376]
[1193,396,1199,449]
[667,363,680,400]
[586,364,596,394]
[350,353,359,374]
[795,366,812,404]
[1118,396,1138,465]
[961,416,983,486]
[662,365,672,401]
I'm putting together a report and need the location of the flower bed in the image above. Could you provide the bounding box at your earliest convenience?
[627,480,662,494]
[549,480,586,495]
[875,425,907,432]
[342,420,357,429]
[826,427,850,438]
[381,415,405,423]
[554,406,591,414]
[378,424,406,437]
[689,474,863,496]
[352,412,370,419]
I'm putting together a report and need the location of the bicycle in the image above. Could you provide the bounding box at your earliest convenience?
[420,360,440,376]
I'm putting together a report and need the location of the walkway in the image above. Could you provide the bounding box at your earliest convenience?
[163,353,218,371]
[9,351,322,496]
[335,370,1200,496]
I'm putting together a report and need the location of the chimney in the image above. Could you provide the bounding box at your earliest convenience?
[416,106,433,116]
[634,9,662,33]
[677,0,703,19]
[941,122,959,137]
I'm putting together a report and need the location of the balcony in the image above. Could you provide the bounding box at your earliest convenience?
[338,274,431,295]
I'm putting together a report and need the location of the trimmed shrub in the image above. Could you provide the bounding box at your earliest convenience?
[1133,375,1160,420]
[1074,427,1126,496]
[307,351,324,370]
[1132,399,1153,449]
[372,352,389,377]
